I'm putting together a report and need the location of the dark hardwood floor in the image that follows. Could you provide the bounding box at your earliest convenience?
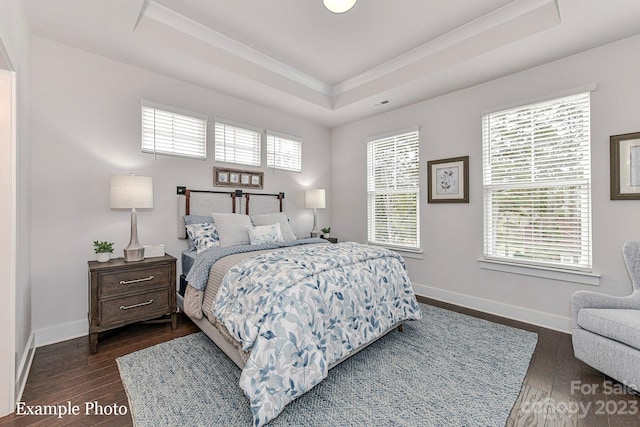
[1,298,638,426]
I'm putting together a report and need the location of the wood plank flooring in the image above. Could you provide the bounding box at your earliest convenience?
[1,297,638,426]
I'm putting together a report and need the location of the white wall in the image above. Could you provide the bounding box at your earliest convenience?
[0,0,32,415]
[331,34,640,332]
[29,36,332,343]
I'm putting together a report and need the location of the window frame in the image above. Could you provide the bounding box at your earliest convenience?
[366,128,421,252]
[266,131,302,173]
[214,119,262,167]
[482,91,593,272]
[140,100,207,160]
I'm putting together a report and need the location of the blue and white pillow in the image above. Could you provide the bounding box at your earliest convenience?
[184,215,214,249]
[250,212,297,241]
[185,223,220,254]
[246,223,284,245]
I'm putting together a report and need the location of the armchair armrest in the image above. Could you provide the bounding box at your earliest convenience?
[571,290,640,329]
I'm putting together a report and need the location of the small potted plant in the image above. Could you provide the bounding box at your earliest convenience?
[93,241,114,263]
[321,227,331,239]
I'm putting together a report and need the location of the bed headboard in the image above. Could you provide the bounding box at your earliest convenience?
[177,187,285,239]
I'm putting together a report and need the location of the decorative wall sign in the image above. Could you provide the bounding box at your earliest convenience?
[214,167,263,189]
[610,132,640,200]
[427,156,469,203]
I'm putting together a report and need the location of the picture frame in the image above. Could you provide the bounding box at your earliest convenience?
[427,156,469,203]
[610,132,640,200]
[214,167,264,189]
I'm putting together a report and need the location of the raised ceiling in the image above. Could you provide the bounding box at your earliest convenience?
[24,0,640,127]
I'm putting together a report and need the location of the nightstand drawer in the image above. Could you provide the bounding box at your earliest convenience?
[99,289,170,325]
[99,266,171,298]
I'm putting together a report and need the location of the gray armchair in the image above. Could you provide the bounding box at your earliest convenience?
[571,241,640,392]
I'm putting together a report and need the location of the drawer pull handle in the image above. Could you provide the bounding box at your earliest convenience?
[120,300,154,310]
[119,276,154,285]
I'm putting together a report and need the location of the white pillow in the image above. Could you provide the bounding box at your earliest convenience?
[247,223,284,245]
[211,213,252,247]
[250,212,297,241]
[185,223,220,254]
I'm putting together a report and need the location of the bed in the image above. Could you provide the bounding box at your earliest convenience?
[176,187,422,426]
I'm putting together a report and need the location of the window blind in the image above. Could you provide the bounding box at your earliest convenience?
[267,132,302,172]
[141,104,207,159]
[482,92,592,270]
[367,129,420,250]
[214,121,261,166]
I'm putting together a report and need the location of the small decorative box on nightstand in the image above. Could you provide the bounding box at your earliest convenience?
[88,254,177,353]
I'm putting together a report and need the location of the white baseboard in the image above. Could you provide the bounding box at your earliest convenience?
[15,332,35,404]
[35,319,87,348]
[412,282,571,333]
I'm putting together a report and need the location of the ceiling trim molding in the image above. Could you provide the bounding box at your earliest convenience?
[333,0,560,95]
[138,0,559,102]
[140,0,333,95]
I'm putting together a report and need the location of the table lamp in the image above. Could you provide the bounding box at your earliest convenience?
[305,189,325,238]
[110,174,153,262]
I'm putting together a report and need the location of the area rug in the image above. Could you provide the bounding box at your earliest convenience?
[117,303,537,426]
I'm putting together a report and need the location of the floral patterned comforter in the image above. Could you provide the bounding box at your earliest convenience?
[212,241,422,426]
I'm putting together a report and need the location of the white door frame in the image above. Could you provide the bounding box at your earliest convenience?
[0,34,17,417]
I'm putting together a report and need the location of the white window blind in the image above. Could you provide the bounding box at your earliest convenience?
[215,121,261,166]
[267,132,302,172]
[141,104,207,159]
[482,92,592,271]
[367,129,420,250]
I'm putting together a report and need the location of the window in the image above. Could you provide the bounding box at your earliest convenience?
[214,121,261,166]
[482,92,592,271]
[267,131,302,172]
[141,102,207,159]
[367,129,420,250]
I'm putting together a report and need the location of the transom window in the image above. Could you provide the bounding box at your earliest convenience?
[141,102,207,159]
[367,129,420,251]
[214,120,261,167]
[267,131,302,172]
[482,92,592,270]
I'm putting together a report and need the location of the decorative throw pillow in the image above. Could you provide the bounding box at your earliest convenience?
[211,213,252,247]
[250,212,297,241]
[246,223,284,245]
[185,223,220,254]
[184,215,214,249]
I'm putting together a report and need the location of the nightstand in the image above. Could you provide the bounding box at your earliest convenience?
[322,237,338,243]
[88,254,177,353]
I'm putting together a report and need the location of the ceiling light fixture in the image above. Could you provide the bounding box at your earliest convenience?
[323,0,357,14]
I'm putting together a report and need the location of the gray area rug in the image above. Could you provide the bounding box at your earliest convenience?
[117,303,537,426]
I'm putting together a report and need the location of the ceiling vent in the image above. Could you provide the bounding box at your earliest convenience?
[374,99,391,107]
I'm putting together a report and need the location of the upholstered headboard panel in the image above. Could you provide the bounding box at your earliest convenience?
[243,193,285,215]
[177,189,237,239]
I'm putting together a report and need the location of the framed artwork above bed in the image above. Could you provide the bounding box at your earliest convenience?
[214,166,263,189]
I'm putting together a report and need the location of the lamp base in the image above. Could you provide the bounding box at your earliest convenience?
[124,247,144,262]
[310,231,320,238]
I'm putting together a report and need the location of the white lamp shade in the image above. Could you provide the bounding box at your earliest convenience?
[323,0,357,13]
[305,189,326,209]
[110,174,154,209]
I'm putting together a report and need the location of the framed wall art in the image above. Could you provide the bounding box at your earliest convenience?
[610,132,640,200]
[214,167,263,189]
[427,156,469,203]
